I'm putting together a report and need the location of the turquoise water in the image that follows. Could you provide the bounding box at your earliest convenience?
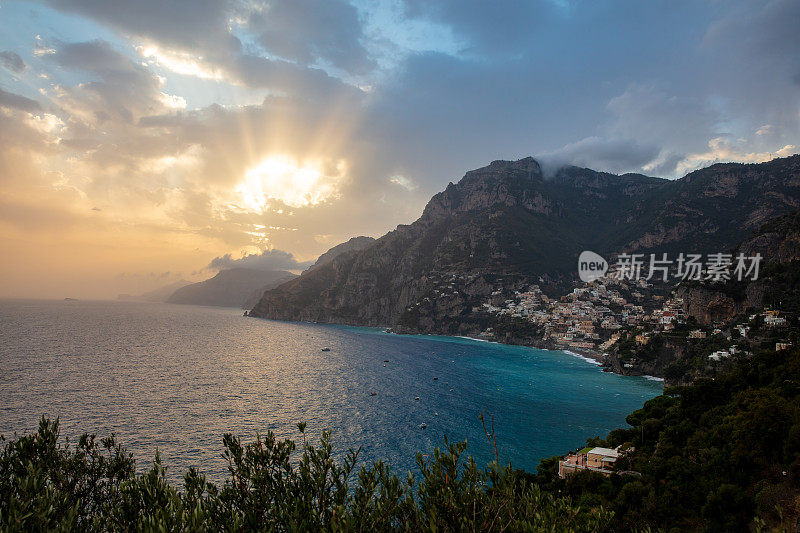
[0,299,661,482]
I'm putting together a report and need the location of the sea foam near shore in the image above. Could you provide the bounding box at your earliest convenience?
[563,349,603,366]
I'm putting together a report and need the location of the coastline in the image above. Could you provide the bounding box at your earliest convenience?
[252,316,663,384]
[383,327,661,383]
[419,333,667,383]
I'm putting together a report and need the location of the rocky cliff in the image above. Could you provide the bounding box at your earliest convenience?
[305,236,375,272]
[676,208,800,325]
[603,206,800,385]
[251,155,800,329]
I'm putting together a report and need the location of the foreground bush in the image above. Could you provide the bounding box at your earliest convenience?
[0,419,610,532]
[533,346,800,532]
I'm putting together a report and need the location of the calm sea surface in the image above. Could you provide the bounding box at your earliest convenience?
[0,299,662,483]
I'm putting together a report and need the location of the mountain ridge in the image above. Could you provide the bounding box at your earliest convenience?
[168,268,296,308]
[250,155,800,329]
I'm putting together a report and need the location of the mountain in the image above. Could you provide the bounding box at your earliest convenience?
[677,207,800,326]
[599,207,800,385]
[250,155,800,329]
[118,280,192,302]
[167,268,296,308]
[306,236,375,271]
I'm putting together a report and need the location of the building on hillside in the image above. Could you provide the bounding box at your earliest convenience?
[764,315,787,327]
[708,350,730,361]
[558,447,620,478]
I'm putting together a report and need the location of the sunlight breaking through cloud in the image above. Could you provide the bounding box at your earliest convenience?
[235,155,345,211]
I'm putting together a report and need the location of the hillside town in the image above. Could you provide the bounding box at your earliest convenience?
[479,276,684,353]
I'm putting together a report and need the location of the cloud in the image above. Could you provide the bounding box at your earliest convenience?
[0,51,26,72]
[401,0,560,57]
[0,88,42,112]
[40,39,172,128]
[42,0,239,56]
[245,0,375,75]
[40,0,370,94]
[539,137,661,176]
[207,248,313,272]
[676,137,797,176]
[389,175,418,190]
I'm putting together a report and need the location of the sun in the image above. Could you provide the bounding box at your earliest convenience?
[236,155,343,211]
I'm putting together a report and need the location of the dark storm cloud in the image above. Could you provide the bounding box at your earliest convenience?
[207,248,313,272]
[0,51,26,73]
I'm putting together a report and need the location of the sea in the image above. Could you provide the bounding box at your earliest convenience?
[0,299,662,484]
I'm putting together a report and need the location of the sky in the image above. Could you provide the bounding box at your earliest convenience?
[0,0,798,299]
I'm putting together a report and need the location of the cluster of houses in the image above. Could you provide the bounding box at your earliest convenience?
[703,309,791,360]
[481,277,687,351]
[409,272,793,364]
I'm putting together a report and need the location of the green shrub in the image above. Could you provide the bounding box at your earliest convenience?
[0,419,611,532]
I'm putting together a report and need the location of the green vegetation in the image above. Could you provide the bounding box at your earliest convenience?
[0,419,610,532]
[660,330,740,384]
[490,314,543,341]
[535,346,800,532]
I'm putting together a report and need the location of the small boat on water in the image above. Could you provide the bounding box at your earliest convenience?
[321,347,331,352]
[433,377,438,380]
[414,396,420,401]
[370,391,377,396]
[420,423,427,429]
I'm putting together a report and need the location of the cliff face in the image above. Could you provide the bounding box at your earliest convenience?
[676,285,742,326]
[676,208,800,325]
[251,155,800,328]
[306,236,375,271]
[602,207,800,385]
[604,336,688,379]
